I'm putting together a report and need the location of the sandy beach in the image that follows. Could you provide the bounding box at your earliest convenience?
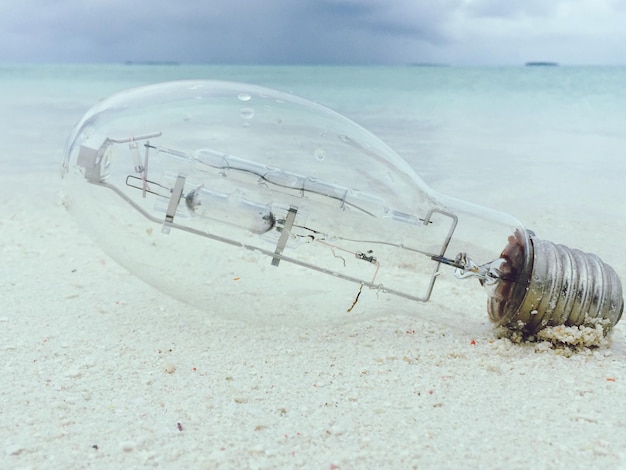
[3,165,626,468]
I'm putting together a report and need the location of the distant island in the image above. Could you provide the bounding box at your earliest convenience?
[124,61,180,66]
[525,62,558,67]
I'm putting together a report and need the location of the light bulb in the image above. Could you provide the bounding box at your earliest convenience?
[61,80,623,335]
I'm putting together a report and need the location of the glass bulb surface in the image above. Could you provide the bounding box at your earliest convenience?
[61,80,623,332]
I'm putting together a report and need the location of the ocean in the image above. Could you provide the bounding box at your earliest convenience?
[2,64,625,262]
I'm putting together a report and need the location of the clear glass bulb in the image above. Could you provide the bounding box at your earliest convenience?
[61,80,623,335]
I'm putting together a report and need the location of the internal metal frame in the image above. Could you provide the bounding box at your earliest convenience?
[76,136,459,302]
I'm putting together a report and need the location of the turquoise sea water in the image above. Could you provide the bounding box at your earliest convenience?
[3,64,625,161]
[2,64,625,258]
[3,64,625,175]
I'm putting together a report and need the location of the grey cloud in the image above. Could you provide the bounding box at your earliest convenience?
[303,0,458,40]
[1,0,460,64]
[1,0,625,65]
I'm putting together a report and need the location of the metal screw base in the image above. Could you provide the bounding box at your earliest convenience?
[488,233,623,335]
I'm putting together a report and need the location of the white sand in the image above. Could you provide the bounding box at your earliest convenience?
[3,168,626,468]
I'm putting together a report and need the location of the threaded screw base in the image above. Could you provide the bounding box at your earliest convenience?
[488,234,623,335]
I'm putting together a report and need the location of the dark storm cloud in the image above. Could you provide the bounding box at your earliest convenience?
[300,0,453,39]
[0,0,459,64]
[1,0,626,65]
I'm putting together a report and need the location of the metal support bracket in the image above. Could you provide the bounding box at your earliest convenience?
[162,174,186,234]
[272,206,298,266]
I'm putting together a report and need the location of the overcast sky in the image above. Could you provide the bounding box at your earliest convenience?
[3,0,626,66]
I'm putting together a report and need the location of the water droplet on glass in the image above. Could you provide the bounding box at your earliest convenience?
[237,93,252,102]
[314,148,327,161]
[240,107,255,119]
